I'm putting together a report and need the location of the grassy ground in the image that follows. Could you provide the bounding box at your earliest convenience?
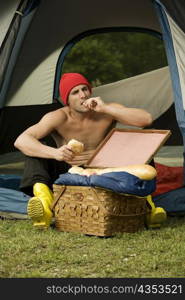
[1,159,185,279]
[1,216,185,278]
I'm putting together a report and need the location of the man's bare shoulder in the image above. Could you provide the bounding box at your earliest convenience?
[42,107,68,124]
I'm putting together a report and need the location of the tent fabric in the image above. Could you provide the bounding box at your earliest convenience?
[155,2,185,131]
[5,48,62,107]
[159,0,185,33]
[155,1,185,180]
[155,2,182,121]
[0,1,19,47]
[166,13,185,111]
[0,103,61,154]
[0,0,30,105]
[0,0,180,112]
[54,172,156,197]
[93,67,173,122]
[1,0,162,110]
[148,104,182,146]
[154,145,184,166]
[0,1,39,108]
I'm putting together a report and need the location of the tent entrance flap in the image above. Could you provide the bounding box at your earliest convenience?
[0,0,40,108]
[154,0,185,181]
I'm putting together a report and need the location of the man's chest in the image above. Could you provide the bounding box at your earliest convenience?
[56,118,114,147]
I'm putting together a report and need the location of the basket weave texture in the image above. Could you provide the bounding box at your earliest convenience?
[52,184,147,236]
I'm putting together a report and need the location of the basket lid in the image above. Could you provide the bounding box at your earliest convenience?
[86,128,171,168]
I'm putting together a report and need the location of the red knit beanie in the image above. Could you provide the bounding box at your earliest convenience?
[59,73,92,105]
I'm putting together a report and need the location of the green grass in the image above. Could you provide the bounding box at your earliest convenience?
[1,216,185,278]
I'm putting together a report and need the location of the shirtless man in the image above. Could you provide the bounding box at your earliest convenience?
[14,73,153,229]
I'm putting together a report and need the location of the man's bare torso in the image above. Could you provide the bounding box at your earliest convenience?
[51,107,115,164]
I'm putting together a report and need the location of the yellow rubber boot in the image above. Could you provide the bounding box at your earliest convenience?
[145,195,167,229]
[27,183,54,229]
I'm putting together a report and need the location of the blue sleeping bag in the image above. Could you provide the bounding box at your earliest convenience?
[54,171,156,196]
[153,187,185,214]
[0,187,29,214]
[0,174,21,191]
[0,174,29,216]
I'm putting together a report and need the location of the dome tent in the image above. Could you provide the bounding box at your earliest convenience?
[0,0,185,216]
[0,0,184,151]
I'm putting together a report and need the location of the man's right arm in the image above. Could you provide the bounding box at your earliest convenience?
[14,110,74,161]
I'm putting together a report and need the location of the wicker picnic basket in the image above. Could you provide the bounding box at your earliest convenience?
[52,184,147,236]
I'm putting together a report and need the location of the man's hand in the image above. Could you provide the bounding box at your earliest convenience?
[66,150,95,166]
[54,145,75,162]
[82,97,105,112]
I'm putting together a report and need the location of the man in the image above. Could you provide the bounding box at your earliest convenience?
[14,73,164,229]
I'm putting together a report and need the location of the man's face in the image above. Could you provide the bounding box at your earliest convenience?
[68,84,91,112]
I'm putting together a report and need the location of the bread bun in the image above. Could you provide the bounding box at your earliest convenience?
[68,164,157,180]
[97,164,157,180]
[82,169,98,176]
[68,166,98,176]
[68,166,84,174]
[67,139,84,154]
